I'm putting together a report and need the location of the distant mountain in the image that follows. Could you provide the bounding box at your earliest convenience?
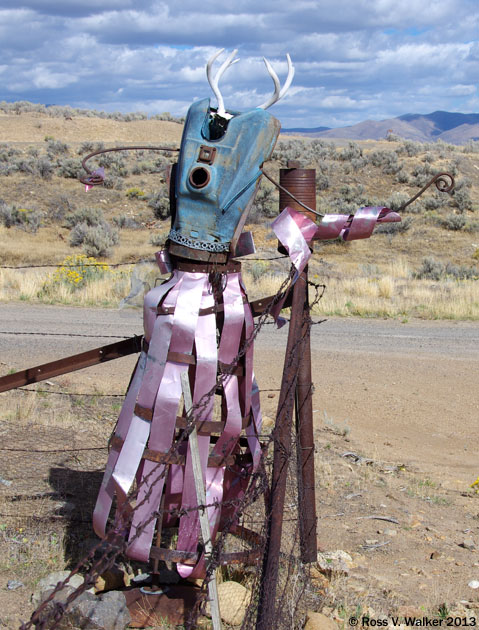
[282,111,479,144]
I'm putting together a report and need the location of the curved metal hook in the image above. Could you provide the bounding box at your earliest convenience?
[206,48,239,118]
[258,54,295,110]
[398,172,455,212]
[79,145,179,186]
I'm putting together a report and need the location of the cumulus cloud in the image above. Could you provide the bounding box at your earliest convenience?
[0,0,477,127]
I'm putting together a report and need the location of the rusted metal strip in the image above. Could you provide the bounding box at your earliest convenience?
[109,435,252,468]
[157,291,293,318]
[0,336,143,394]
[295,277,318,563]
[149,546,261,566]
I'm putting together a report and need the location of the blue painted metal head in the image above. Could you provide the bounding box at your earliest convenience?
[167,98,280,258]
[167,50,294,260]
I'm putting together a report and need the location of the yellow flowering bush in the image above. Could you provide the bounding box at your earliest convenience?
[47,254,113,290]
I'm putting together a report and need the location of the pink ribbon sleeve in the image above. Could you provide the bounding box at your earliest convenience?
[314,207,401,241]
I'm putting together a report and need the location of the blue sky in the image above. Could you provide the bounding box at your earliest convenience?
[0,0,477,128]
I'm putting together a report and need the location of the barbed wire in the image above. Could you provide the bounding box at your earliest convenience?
[0,331,132,339]
[0,255,288,271]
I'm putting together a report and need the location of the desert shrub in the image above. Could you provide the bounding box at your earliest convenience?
[414,257,479,280]
[70,221,119,257]
[441,214,466,231]
[251,184,277,219]
[250,260,270,281]
[383,193,409,213]
[340,142,362,161]
[44,254,113,290]
[103,175,124,190]
[113,215,141,229]
[70,222,90,247]
[410,163,434,187]
[422,194,447,211]
[66,207,104,228]
[131,161,162,175]
[56,157,83,179]
[15,158,37,175]
[451,189,473,213]
[46,139,69,156]
[82,224,119,257]
[464,220,479,233]
[463,141,479,154]
[0,204,42,233]
[402,140,422,157]
[375,216,413,234]
[126,187,146,199]
[36,157,54,179]
[148,191,171,220]
[395,169,409,184]
[315,173,329,191]
[367,150,400,174]
[414,257,445,280]
[48,194,75,222]
[150,232,165,247]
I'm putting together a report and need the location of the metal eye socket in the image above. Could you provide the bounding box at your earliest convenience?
[189,166,210,189]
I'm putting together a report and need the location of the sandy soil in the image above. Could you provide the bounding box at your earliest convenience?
[0,305,478,626]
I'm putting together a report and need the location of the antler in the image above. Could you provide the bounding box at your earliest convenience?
[257,53,295,110]
[206,48,239,118]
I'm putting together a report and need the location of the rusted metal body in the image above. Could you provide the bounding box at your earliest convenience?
[256,166,318,629]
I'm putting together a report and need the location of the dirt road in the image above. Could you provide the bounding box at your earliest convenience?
[1,303,477,486]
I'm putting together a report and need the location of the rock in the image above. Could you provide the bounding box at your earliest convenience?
[430,551,442,560]
[62,591,131,630]
[304,611,339,630]
[384,528,397,537]
[7,580,24,590]
[94,567,130,593]
[32,570,85,607]
[309,567,330,594]
[316,550,354,575]
[460,538,476,550]
[468,580,479,589]
[262,415,275,430]
[205,581,250,626]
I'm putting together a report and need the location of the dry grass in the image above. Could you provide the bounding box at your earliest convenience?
[241,264,479,320]
[1,258,477,319]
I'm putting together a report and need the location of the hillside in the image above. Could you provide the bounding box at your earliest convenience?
[283,111,479,144]
[0,103,478,320]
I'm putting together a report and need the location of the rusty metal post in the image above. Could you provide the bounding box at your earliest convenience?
[280,165,318,563]
[256,165,318,629]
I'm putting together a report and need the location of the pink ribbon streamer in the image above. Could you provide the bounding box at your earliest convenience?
[127,273,207,561]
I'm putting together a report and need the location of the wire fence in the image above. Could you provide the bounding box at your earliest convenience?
[0,268,325,630]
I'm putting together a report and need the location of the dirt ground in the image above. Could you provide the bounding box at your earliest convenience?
[0,306,478,627]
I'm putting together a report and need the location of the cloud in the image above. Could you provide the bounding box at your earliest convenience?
[0,0,477,127]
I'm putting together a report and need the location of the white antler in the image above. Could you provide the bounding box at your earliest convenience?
[257,53,295,110]
[206,48,239,118]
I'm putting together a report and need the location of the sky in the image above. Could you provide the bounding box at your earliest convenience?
[0,0,478,129]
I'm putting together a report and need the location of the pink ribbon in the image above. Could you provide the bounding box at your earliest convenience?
[314,206,401,241]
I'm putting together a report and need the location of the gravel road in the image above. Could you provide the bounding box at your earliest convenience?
[1,302,478,484]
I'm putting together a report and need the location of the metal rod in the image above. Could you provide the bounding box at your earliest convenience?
[0,336,143,393]
[180,372,222,630]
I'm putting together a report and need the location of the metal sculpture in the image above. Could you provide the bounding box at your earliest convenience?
[0,47,456,629]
